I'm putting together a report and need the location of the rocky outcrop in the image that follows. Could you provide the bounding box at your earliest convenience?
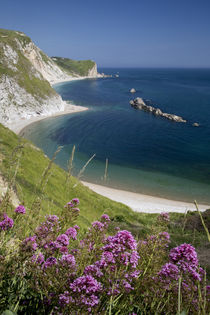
[130,88,136,93]
[130,98,187,123]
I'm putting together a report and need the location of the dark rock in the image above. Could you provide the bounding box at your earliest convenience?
[130,98,187,123]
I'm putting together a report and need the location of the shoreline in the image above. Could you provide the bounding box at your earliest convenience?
[8,77,210,214]
[11,103,88,135]
[7,75,93,135]
[82,181,210,213]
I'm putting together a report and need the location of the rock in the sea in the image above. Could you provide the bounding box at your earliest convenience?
[192,122,199,127]
[130,88,136,93]
[130,98,187,123]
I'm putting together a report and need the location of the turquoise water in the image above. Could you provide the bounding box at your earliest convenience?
[21,68,210,203]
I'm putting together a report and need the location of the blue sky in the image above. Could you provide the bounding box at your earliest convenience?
[1,0,210,67]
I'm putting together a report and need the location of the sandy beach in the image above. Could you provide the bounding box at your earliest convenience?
[9,103,88,134]
[8,77,209,214]
[7,76,90,134]
[82,181,210,213]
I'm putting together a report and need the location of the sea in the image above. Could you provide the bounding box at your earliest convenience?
[21,68,210,204]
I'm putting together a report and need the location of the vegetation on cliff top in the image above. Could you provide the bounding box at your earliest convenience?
[52,56,96,77]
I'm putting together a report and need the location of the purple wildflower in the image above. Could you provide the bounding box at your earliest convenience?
[65,198,80,208]
[169,243,198,270]
[15,205,26,214]
[65,227,77,240]
[101,214,110,222]
[70,275,102,310]
[72,198,79,205]
[91,221,104,231]
[60,254,76,267]
[56,234,69,247]
[44,257,57,268]
[70,275,102,294]
[158,263,179,281]
[59,291,70,307]
[0,214,14,230]
[84,264,103,278]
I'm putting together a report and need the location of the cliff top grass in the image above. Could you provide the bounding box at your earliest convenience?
[52,56,95,76]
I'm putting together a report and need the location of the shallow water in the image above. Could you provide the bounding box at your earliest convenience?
[21,68,210,203]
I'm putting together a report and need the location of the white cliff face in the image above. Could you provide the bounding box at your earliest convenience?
[0,29,101,130]
[0,75,65,126]
[88,63,98,77]
[21,41,73,83]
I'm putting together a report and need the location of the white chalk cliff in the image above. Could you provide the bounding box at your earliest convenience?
[0,29,100,128]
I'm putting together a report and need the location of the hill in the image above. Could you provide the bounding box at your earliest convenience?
[0,28,100,129]
[51,56,98,77]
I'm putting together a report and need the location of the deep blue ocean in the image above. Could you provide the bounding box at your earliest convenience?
[21,68,210,203]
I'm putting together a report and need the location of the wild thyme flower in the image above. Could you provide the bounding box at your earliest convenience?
[65,227,77,240]
[56,234,69,247]
[70,275,102,294]
[60,254,76,267]
[91,221,104,231]
[44,257,57,268]
[59,291,70,307]
[158,263,179,281]
[65,198,80,208]
[84,264,103,278]
[15,205,26,214]
[169,243,198,270]
[0,214,14,230]
[70,275,102,310]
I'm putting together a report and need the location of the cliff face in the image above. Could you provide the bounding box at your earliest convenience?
[0,29,71,126]
[0,28,100,128]
[22,42,71,84]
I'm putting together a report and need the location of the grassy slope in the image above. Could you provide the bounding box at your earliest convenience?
[0,28,56,99]
[0,123,144,232]
[52,57,95,76]
[0,123,209,276]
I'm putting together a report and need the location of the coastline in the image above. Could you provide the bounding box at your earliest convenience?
[10,103,88,135]
[82,181,210,213]
[7,76,92,135]
[8,76,210,214]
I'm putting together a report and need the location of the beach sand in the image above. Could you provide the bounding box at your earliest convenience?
[82,181,210,213]
[9,104,88,134]
[8,77,209,214]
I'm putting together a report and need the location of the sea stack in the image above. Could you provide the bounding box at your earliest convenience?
[130,88,136,93]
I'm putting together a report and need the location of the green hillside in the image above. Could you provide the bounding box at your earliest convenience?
[0,123,147,236]
[52,56,96,76]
